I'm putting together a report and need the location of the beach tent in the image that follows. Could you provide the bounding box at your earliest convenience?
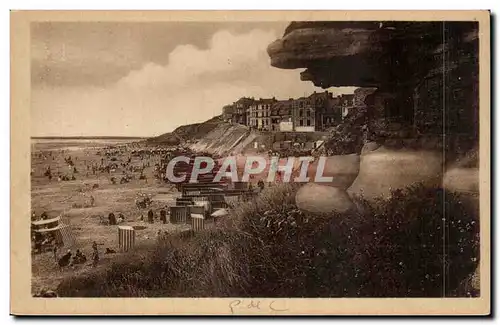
[31,216,60,227]
[33,224,75,247]
[118,226,135,252]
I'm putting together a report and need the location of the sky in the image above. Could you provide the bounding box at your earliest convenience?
[31,22,355,137]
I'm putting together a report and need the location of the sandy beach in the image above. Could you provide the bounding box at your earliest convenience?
[30,139,189,293]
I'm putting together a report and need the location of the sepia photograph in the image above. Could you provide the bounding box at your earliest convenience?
[10,10,490,315]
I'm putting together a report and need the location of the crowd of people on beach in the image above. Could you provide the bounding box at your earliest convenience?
[33,143,179,185]
[32,143,189,274]
[32,142,284,282]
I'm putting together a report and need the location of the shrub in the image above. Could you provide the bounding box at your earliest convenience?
[233,183,479,297]
[324,107,368,155]
[349,184,479,297]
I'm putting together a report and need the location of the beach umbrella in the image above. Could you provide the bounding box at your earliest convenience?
[211,208,229,218]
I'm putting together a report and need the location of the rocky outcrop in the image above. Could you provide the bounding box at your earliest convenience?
[444,167,479,194]
[348,146,443,201]
[268,22,390,88]
[296,183,355,214]
[306,154,360,189]
[267,21,479,159]
[268,21,477,88]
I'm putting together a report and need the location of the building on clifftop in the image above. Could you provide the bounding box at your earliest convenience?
[248,98,278,131]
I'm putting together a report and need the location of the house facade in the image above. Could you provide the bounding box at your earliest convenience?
[222,105,234,123]
[293,97,315,132]
[221,89,385,132]
[248,98,277,131]
[270,99,294,131]
[232,97,253,125]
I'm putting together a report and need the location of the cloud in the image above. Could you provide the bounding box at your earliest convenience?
[30,21,289,87]
[116,29,277,90]
[32,29,355,137]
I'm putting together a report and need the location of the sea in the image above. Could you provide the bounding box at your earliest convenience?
[31,137,146,152]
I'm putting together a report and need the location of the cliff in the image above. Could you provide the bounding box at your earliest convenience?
[267,22,477,89]
[189,123,253,156]
[147,115,223,145]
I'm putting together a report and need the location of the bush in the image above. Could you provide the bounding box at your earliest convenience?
[57,231,250,297]
[349,184,479,297]
[57,183,479,297]
[324,107,368,155]
[233,183,479,297]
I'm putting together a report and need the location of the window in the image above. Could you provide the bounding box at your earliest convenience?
[299,110,303,117]
[307,119,311,126]
[306,110,311,117]
[299,120,304,126]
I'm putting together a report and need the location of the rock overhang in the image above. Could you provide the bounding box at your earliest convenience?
[266,21,479,89]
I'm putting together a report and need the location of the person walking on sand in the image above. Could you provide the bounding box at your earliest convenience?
[92,241,99,267]
[160,209,167,224]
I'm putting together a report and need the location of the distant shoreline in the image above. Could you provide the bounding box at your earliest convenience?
[31,136,149,140]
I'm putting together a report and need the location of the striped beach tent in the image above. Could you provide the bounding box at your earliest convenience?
[188,205,205,222]
[191,214,204,232]
[33,222,76,247]
[54,223,76,247]
[170,206,188,224]
[31,216,60,228]
[118,226,135,252]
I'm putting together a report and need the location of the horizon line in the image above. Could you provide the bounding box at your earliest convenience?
[31,135,151,139]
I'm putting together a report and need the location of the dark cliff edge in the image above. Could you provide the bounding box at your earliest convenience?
[267,21,480,161]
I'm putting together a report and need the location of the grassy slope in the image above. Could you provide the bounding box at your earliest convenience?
[57,183,479,298]
[146,115,223,145]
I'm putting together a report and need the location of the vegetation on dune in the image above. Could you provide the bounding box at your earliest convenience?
[147,115,223,145]
[323,107,369,155]
[57,183,479,297]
